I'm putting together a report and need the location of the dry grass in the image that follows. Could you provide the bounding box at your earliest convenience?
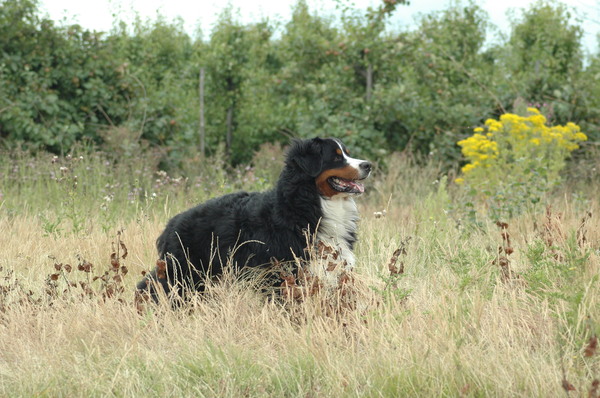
[0,153,599,397]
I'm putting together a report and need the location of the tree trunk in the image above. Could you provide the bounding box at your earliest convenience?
[226,106,233,158]
[366,63,373,101]
[198,68,205,156]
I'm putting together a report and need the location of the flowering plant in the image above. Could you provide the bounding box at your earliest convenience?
[456,108,587,219]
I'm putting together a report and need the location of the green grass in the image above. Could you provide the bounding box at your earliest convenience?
[0,147,599,397]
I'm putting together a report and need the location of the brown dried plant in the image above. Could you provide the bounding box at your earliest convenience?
[493,221,519,283]
[46,230,130,303]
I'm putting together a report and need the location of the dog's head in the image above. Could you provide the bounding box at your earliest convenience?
[287,137,372,198]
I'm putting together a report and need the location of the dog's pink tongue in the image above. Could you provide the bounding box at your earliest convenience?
[346,180,364,193]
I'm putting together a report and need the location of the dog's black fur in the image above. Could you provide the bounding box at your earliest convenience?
[137,137,371,300]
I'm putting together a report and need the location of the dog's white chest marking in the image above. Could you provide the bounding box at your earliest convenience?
[317,196,358,269]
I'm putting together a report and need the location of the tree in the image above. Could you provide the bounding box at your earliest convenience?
[0,0,133,150]
[501,1,584,122]
[371,4,495,160]
[104,17,197,159]
[203,8,250,160]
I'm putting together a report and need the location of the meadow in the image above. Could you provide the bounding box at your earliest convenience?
[0,145,599,397]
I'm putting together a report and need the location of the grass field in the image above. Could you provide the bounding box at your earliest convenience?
[0,147,599,397]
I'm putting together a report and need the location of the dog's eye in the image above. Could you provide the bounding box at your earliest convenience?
[334,155,343,162]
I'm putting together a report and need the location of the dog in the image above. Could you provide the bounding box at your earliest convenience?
[137,137,372,300]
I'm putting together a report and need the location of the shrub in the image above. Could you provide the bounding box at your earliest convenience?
[456,107,587,220]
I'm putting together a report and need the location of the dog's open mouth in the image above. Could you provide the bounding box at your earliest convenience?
[327,177,365,194]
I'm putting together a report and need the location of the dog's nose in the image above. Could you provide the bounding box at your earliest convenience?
[360,161,372,173]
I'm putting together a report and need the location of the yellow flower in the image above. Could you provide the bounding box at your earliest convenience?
[456,112,585,214]
[461,163,475,173]
[566,122,580,131]
[528,114,546,127]
[500,113,522,124]
[485,119,502,132]
[565,143,579,151]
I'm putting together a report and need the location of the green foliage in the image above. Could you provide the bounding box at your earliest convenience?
[496,1,597,141]
[505,2,583,99]
[0,0,133,150]
[382,4,496,162]
[204,10,279,163]
[0,0,598,168]
[104,17,198,163]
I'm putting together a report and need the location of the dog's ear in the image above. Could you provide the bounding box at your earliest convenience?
[288,137,324,177]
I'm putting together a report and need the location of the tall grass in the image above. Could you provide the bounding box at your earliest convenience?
[0,147,598,397]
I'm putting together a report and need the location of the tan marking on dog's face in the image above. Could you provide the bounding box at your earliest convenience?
[315,165,360,198]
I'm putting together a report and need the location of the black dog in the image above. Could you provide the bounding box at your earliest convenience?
[137,137,371,300]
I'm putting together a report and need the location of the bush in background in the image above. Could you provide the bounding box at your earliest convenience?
[456,107,587,220]
[0,0,598,169]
